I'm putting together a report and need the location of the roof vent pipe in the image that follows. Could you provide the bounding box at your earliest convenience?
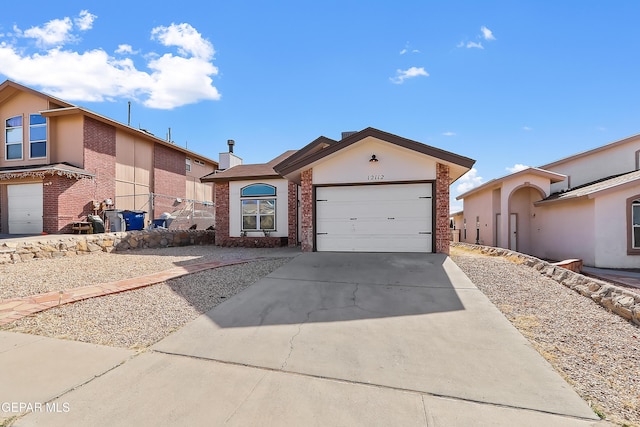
[227,139,235,153]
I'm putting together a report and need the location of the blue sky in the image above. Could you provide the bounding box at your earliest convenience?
[1,1,640,212]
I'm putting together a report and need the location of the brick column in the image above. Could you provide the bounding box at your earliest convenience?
[300,168,313,252]
[435,163,450,255]
[287,181,298,247]
[214,182,229,245]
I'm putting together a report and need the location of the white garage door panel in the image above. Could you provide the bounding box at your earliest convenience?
[8,184,44,234]
[316,184,432,252]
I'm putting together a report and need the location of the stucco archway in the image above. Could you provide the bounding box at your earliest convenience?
[507,184,546,253]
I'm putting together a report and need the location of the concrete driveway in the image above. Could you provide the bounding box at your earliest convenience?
[12,252,603,426]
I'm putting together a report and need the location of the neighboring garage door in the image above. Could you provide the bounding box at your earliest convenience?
[7,183,43,234]
[316,183,432,252]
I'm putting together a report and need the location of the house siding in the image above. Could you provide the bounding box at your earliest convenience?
[300,168,313,252]
[153,144,187,215]
[287,181,297,246]
[435,163,450,255]
[43,175,95,233]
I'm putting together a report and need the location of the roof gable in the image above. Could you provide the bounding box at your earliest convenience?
[274,127,475,182]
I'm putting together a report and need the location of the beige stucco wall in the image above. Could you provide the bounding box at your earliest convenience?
[186,159,214,202]
[593,187,640,268]
[0,91,51,167]
[546,137,640,193]
[531,199,596,265]
[50,115,84,167]
[115,130,152,211]
[459,191,494,245]
[228,179,289,238]
[312,137,437,185]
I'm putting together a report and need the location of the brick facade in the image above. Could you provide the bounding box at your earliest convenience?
[287,181,298,247]
[435,163,450,255]
[153,144,187,215]
[43,175,95,233]
[41,117,117,233]
[300,168,314,252]
[84,117,116,201]
[214,182,230,245]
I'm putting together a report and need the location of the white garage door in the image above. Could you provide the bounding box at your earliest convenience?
[316,183,432,252]
[8,183,43,234]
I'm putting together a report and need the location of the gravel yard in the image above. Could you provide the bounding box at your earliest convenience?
[2,258,290,348]
[451,246,640,427]
[0,245,294,301]
[1,244,638,425]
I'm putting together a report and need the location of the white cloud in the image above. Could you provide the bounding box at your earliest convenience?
[455,168,484,194]
[523,126,532,131]
[20,17,74,48]
[442,131,456,137]
[0,14,220,109]
[151,23,214,60]
[399,42,420,55]
[480,26,496,41]
[506,164,529,173]
[74,10,96,31]
[116,44,134,54]
[390,66,428,84]
[458,26,496,49]
[465,41,484,49]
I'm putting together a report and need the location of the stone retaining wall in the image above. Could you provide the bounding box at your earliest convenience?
[451,242,640,326]
[0,230,216,264]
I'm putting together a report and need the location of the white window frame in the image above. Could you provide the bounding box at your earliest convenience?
[29,114,47,159]
[185,157,192,172]
[632,200,640,249]
[240,184,277,232]
[5,115,23,161]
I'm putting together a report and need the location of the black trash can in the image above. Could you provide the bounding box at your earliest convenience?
[87,215,105,233]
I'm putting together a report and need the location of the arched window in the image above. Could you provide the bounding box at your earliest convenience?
[241,184,276,197]
[241,184,276,231]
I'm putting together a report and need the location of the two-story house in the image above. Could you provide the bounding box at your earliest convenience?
[0,80,217,234]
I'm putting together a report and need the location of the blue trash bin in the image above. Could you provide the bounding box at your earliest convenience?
[122,210,146,231]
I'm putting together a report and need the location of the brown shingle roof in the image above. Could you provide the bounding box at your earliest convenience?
[535,170,640,205]
[201,150,297,182]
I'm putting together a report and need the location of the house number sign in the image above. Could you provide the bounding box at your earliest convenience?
[367,174,384,181]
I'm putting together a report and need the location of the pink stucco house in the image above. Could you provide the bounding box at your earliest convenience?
[455,133,640,268]
[202,127,475,254]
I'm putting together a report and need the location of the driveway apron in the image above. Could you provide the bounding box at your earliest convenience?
[154,253,596,420]
[15,252,601,426]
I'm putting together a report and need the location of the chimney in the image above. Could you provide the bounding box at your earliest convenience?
[219,139,243,170]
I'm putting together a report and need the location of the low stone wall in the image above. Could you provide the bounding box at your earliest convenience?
[0,230,216,264]
[451,242,640,326]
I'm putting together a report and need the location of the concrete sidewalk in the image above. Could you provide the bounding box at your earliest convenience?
[4,253,607,426]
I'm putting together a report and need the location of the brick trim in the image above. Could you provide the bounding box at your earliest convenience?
[214,182,230,245]
[300,168,313,252]
[287,181,298,247]
[435,163,450,255]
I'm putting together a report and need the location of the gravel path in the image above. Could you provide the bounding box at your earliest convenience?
[451,246,640,427]
[1,257,290,348]
[0,246,294,301]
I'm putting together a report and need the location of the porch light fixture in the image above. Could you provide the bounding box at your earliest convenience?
[369,154,379,162]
